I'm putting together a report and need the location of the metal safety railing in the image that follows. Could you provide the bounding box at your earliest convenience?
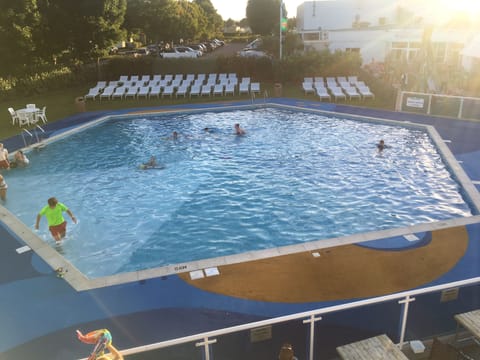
[80,276,480,360]
[20,124,45,147]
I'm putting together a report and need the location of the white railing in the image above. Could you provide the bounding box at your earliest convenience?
[396,91,480,120]
[80,276,480,360]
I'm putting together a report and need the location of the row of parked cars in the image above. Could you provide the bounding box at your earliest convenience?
[111,39,225,59]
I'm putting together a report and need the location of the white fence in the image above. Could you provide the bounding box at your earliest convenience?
[80,276,480,360]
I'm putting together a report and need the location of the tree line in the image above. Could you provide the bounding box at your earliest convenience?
[0,0,223,77]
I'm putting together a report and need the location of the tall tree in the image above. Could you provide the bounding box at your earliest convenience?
[0,0,41,76]
[246,0,281,35]
[125,0,211,44]
[193,0,223,37]
[36,0,126,64]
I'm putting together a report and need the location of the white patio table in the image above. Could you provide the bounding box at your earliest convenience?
[16,107,40,126]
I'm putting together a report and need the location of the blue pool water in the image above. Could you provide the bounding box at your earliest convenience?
[4,108,472,277]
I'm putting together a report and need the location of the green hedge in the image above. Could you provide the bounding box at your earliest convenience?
[0,66,97,101]
[1,50,364,100]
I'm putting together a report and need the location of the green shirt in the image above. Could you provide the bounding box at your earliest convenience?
[39,203,68,226]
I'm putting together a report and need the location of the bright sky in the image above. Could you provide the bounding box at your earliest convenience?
[210,0,304,21]
[211,0,480,24]
[401,0,480,24]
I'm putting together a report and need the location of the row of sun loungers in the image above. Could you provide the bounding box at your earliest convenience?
[302,76,375,101]
[85,74,261,100]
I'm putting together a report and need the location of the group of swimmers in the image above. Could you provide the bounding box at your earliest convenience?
[140,123,246,170]
[0,143,30,202]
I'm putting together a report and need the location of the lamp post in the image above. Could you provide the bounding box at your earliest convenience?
[279,0,287,60]
[280,0,283,59]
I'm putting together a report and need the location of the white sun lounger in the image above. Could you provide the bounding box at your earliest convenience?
[111,86,127,99]
[85,87,101,100]
[239,82,249,95]
[329,86,346,101]
[213,84,224,96]
[302,82,315,95]
[149,86,161,98]
[189,84,201,97]
[201,85,212,96]
[124,86,139,99]
[137,75,149,86]
[225,83,235,96]
[250,82,260,94]
[344,86,361,100]
[100,86,116,100]
[176,85,189,98]
[162,85,175,98]
[137,86,150,98]
[357,86,375,99]
[315,86,331,101]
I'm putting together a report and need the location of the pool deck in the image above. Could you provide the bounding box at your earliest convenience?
[1,98,480,359]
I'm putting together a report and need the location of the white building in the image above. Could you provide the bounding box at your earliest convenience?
[297,0,398,32]
[296,0,477,73]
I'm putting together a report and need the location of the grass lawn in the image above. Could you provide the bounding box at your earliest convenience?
[0,82,387,140]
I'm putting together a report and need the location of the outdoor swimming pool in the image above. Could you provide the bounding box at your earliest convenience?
[3,107,473,277]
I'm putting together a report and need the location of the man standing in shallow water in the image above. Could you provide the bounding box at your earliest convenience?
[35,197,77,242]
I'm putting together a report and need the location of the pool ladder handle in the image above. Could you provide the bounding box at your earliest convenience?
[250,90,269,104]
[21,124,46,147]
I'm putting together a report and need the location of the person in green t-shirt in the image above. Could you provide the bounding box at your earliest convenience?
[35,197,77,242]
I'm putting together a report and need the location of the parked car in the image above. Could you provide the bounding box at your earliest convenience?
[160,46,198,58]
[201,42,215,52]
[134,48,150,57]
[187,44,204,56]
[212,39,225,47]
[175,46,201,57]
[237,48,271,58]
[245,38,262,50]
[146,44,160,56]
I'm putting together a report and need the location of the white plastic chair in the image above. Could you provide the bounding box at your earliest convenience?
[8,107,20,125]
[35,106,48,123]
[26,104,36,109]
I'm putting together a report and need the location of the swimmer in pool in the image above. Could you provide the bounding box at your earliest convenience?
[234,123,245,136]
[377,139,390,152]
[140,156,157,169]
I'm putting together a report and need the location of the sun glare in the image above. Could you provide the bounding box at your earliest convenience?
[433,0,480,22]
[444,0,480,12]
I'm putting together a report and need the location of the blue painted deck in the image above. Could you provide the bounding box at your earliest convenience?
[1,98,480,359]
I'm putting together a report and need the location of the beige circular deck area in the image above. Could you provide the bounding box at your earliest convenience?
[179,226,468,303]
